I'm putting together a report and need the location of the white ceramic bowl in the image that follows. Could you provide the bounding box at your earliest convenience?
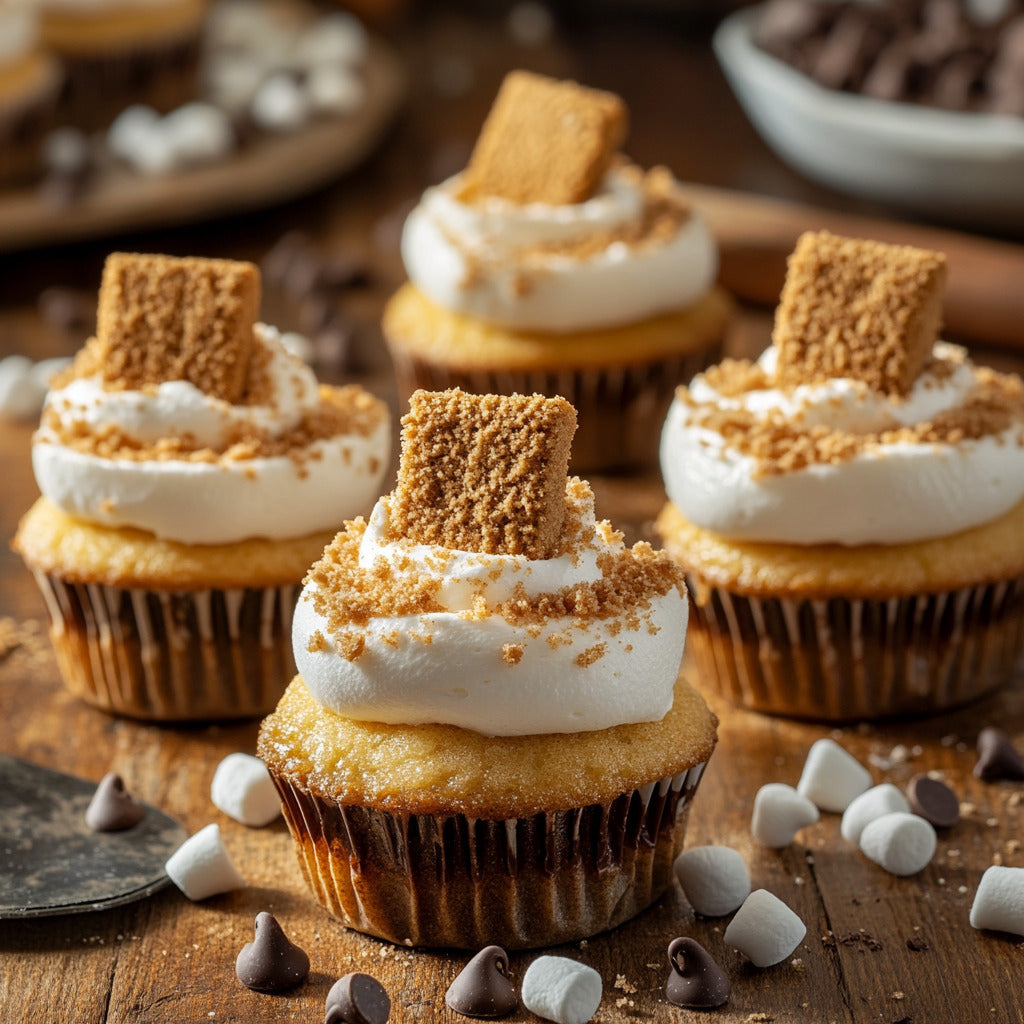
[713,5,1024,230]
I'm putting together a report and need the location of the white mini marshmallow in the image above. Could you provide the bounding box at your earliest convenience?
[307,65,366,116]
[163,102,235,165]
[674,845,751,917]
[251,74,311,132]
[211,753,281,827]
[970,866,1024,934]
[294,13,368,67]
[751,783,819,847]
[108,105,161,160]
[797,738,872,813]
[521,956,602,1024]
[43,127,90,174]
[280,331,314,363]
[840,783,911,844]
[165,823,246,900]
[724,889,806,968]
[0,356,41,420]
[859,812,936,876]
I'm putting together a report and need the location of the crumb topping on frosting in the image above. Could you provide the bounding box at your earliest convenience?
[303,511,686,662]
[680,359,1024,477]
[460,69,627,206]
[772,231,946,397]
[389,388,577,559]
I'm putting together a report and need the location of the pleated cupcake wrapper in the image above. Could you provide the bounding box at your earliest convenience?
[57,30,202,128]
[686,572,1024,721]
[271,761,708,950]
[388,342,721,473]
[33,570,300,721]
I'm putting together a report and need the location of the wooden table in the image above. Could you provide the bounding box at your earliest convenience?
[3,5,1024,1023]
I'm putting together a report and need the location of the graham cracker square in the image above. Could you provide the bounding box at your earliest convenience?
[389,388,577,559]
[772,231,946,396]
[461,69,628,206]
[96,252,261,403]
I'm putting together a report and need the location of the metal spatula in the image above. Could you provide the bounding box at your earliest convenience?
[0,754,187,918]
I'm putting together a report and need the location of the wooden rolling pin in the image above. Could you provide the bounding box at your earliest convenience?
[677,181,1024,351]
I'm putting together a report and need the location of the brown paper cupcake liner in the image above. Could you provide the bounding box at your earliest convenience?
[685,572,1024,721]
[271,761,708,949]
[56,30,201,129]
[388,343,722,473]
[33,570,300,721]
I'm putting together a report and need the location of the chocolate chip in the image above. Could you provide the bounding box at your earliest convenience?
[906,774,959,828]
[665,937,730,1010]
[325,973,391,1024]
[235,912,310,992]
[445,945,517,1019]
[906,934,930,952]
[975,727,1024,781]
[85,773,145,832]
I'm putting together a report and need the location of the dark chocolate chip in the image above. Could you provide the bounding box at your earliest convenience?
[235,912,310,993]
[906,934,930,952]
[975,727,1024,781]
[665,936,730,1010]
[85,773,145,832]
[906,774,959,828]
[445,945,517,1019]
[325,972,391,1024]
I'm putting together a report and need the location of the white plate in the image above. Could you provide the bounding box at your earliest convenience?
[713,5,1024,230]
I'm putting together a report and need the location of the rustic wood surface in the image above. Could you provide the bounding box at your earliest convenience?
[3,5,1024,1023]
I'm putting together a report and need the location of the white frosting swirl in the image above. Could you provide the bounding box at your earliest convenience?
[33,324,390,544]
[401,166,718,332]
[294,487,688,736]
[661,342,1024,546]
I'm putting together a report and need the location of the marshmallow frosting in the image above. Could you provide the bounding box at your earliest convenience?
[293,481,689,736]
[33,324,390,545]
[401,164,718,332]
[661,342,1024,546]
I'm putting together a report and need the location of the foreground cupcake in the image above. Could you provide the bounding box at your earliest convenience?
[382,70,731,472]
[14,252,389,721]
[659,231,1024,721]
[258,388,716,948]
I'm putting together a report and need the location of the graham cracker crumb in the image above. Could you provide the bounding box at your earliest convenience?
[96,252,260,403]
[772,232,946,397]
[461,69,627,205]
[388,389,577,559]
[502,643,525,666]
[576,642,607,667]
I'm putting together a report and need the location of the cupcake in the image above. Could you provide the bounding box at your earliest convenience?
[258,388,717,949]
[13,252,390,721]
[658,230,1024,722]
[382,70,732,473]
[38,0,206,129]
[0,1,61,186]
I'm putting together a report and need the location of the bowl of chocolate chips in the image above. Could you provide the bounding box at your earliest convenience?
[713,0,1024,229]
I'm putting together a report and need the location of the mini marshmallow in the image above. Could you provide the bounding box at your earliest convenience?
[859,812,936,876]
[280,331,315,363]
[723,889,806,968]
[251,74,311,132]
[165,823,246,900]
[797,738,872,813]
[293,13,368,67]
[108,105,161,161]
[163,102,235,165]
[211,753,281,827]
[43,127,90,175]
[307,65,366,116]
[840,783,911,844]
[674,845,751,917]
[521,956,602,1024]
[970,865,1024,934]
[751,783,819,848]
[0,356,42,420]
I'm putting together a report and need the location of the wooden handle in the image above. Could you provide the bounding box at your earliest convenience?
[677,182,1024,351]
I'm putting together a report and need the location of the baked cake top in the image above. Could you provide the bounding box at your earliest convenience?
[772,231,946,397]
[460,69,628,206]
[95,252,260,403]
[388,388,577,559]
